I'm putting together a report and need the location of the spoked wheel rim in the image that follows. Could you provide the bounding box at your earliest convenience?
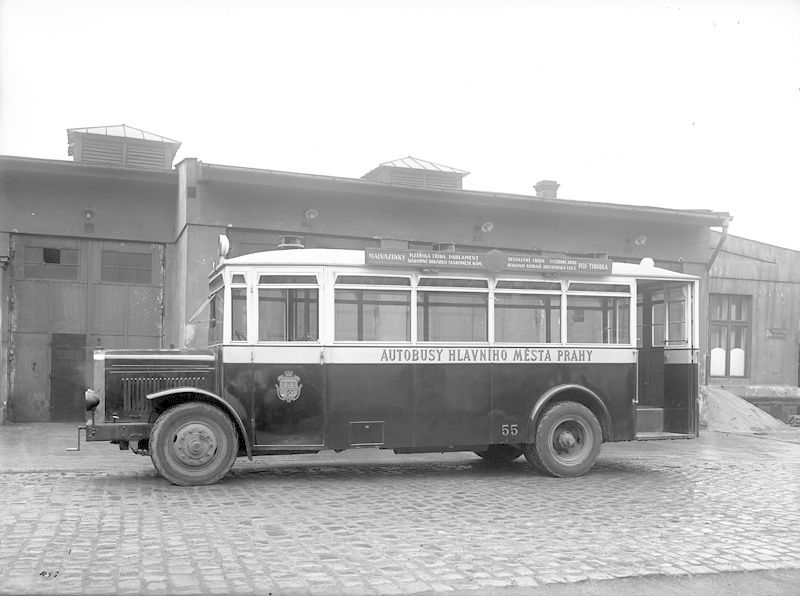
[546,416,592,466]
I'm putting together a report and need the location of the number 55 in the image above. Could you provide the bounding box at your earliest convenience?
[501,424,519,436]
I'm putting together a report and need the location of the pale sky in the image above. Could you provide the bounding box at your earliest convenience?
[2,0,799,250]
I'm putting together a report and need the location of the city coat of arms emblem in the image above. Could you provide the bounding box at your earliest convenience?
[276,371,302,403]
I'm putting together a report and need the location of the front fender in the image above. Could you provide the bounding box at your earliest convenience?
[147,387,252,459]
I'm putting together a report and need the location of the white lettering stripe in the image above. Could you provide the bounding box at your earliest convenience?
[234,345,639,365]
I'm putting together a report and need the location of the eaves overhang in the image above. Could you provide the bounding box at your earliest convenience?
[198,162,731,228]
[0,155,177,185]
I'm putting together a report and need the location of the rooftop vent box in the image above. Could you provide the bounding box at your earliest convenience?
[67,124,181,170]
[362,156,469,190]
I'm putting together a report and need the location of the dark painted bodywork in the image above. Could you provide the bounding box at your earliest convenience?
[88,347,697,453]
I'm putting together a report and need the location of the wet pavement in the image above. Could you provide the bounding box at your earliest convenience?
[0,423,799,594]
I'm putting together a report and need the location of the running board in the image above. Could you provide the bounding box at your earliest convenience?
[636,432,693,440]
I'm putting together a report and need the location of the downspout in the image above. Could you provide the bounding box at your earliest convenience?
[704,218,730,386]
[706,218,730,272]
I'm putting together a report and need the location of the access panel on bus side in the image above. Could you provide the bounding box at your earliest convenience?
[490,362,637,443]
[326,363,414,449]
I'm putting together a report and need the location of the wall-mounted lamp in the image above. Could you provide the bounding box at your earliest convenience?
[624,234,648,253]
[304,209,319,220]
[84,210,95,219]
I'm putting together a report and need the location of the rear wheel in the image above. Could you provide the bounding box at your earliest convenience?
[474,444,523,463]
[525,401,602,477]
[150,402,238,486]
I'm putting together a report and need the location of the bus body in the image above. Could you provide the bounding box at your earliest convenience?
[83,247,699,485]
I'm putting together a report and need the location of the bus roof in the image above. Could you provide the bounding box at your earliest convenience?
[218,248,698,281]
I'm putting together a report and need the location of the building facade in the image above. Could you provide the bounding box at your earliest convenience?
[707,232,800,421]
[1,126,736,422]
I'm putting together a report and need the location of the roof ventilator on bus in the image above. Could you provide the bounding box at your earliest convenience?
[278,235,305,250]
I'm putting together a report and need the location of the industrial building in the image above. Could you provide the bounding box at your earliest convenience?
[1,124,795,423]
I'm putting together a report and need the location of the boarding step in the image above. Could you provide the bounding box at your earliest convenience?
[635,406,664,433]
[636,432,693,441]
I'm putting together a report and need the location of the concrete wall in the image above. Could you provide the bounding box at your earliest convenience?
[0,167,176,243]
[189,180,712,267]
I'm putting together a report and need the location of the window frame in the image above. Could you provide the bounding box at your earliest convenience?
[217,264,647,348]
[251,267,322,345]
[564,282,634,345]
[23,245,79,280]
[493,279,563,344]
[99,249,154,285]
[415,275,490,344]
[708,293,752,378]
[333,274,412,344]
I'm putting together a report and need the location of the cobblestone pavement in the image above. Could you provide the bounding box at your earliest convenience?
[0,423,799,595]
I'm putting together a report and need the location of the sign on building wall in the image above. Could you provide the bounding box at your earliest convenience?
[767,328,787,340]
[365,248,611,275]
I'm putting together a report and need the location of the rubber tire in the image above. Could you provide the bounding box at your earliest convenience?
[524,401,602,477]
[150,402,238,486]
[474,444,524,463]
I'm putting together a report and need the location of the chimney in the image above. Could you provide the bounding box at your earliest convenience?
[534,180,560,199]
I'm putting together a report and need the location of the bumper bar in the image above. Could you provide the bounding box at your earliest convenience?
[85,422,153,442]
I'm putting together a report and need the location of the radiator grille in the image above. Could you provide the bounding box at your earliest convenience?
[121,376,206,413]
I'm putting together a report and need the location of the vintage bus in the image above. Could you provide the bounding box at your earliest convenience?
[82,242,699,485]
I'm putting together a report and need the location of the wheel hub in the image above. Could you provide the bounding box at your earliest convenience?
[173,423,218,467]
[557,430,577,450]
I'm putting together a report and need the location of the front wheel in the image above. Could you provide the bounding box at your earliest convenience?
[150,402,238,486]
[474,444,524,463]
[525,401,602,477]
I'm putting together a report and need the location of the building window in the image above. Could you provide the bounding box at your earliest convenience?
[24,246,78,279]
[709,294,750,377]
[100,251,152,284]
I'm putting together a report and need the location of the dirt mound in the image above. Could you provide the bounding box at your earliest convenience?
[700,386,794,433]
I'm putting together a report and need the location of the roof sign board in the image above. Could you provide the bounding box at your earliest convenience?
[365,248,611,275]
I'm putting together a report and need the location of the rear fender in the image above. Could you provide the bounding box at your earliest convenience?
[527,384,612,443]
[147,387,252,459]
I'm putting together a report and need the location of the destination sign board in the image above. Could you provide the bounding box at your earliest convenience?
[365,248,611,275]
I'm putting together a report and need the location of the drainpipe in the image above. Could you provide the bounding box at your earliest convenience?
[706,218,730,272]
[704,218,730,387]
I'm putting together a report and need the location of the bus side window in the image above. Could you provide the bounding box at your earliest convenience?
[257,275,319,342]
[208,289,224,345]
[567,295,631,344]
[417,278,488,342]
[494,293,561,343]
[231,287,248,342]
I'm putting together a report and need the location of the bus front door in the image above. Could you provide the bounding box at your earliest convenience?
[252,353,326,447]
